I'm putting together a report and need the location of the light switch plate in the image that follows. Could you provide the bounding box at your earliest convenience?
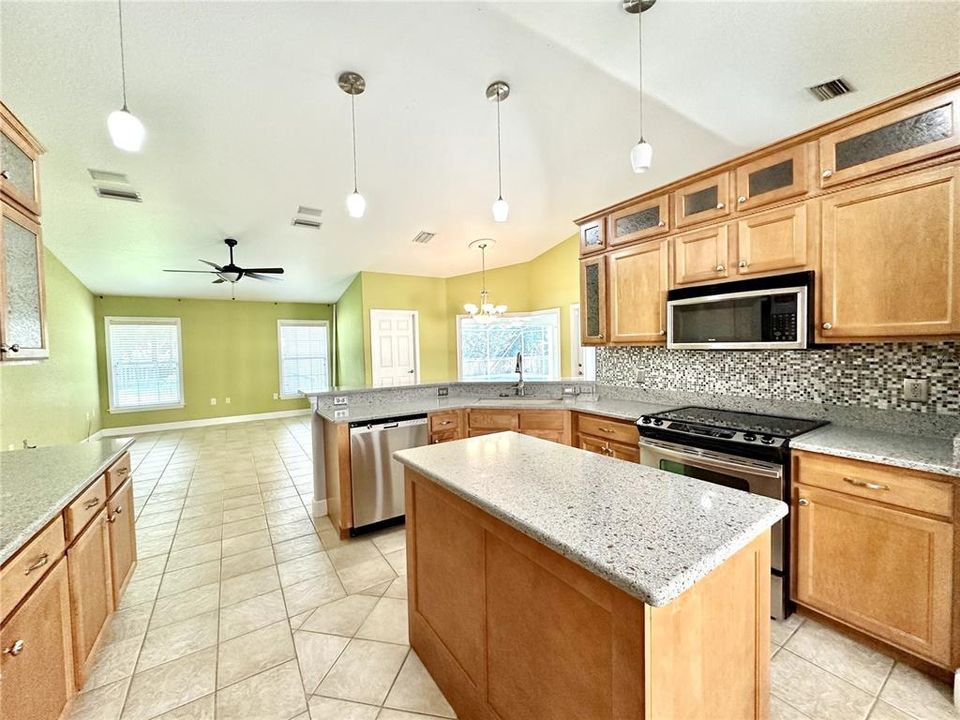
[903,378,930,402]
[333,396,349,406]
[437,387,449,397]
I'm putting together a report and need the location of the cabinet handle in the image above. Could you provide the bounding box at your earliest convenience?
[738,260,748,268]
[659,330,666,336]
[822,322,833,330]
[597,427,616,434]
[3,640,25,656]
[0,343,20,353]
[439,420,452,426]
[843,477,889,491]
[798,498,809,506]
[716,264,725,272]
[83,497,100,509]
[821,169,833,178]
[657,220,666,227]
[716,202,725,209]
[737,196,747,203]
[24,553,49,575]
[0,170,10,180]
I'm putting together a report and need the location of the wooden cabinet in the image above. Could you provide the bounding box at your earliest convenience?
[575,413,639,462]
[467,409,517,437]
[735,203,809,277]
[607,195,669,246]
[64,475,107,542]
[672,224,730,286]
[578,217,606,255]
[107,479,137,604]
[673,171,731,229]
[735,144,809,211]
[0,516,65,621]
[1,201,48,360]
[579,256,607,345]
[0,560,75,720]
[607,240,668,343]
[819,88,960,188]
[0,101,42,218]
[467,409,570,445]
[67,510,113,686]
[820,164,960,339]
[428,410,463,444]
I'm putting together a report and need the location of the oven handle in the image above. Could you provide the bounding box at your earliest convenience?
[638,438,784,480]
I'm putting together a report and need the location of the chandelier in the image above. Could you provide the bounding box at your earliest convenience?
[463,239,507,324]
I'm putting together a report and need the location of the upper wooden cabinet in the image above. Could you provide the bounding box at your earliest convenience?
[672,225,730,286]
[819,88,960,188]
[579,256,607,345]
[578,217,606,255]
[820,163,960,339]
[673,171,732,229]
[735,203,809,277]
[607,195,669,246]
[607,240,668,343]
[735,144,809,211]
[0,102,42,218]
[1,201,48,360]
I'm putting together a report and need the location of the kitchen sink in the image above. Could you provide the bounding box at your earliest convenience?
[474,397,558,406]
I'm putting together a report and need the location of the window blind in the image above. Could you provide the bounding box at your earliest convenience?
[279,321,330,397]
[106,318,183,411]
[458,309,561,382]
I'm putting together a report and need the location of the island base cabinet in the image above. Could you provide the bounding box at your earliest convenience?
[67,509,114,687]
[0,560,75,720]
[108,478,137,604]
[794,484,953,666]
[405,468,771,720]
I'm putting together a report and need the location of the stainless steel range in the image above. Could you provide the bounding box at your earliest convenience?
[636,406,827,619]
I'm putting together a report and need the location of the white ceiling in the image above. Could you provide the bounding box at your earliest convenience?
[2,1,958,303]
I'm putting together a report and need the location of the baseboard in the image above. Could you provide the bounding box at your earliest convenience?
[311,498,328,517]
[97,409,313,437]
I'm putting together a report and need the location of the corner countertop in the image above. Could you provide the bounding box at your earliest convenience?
[791,425,960,478]
[0,437,135,565]
[394,432,786,607]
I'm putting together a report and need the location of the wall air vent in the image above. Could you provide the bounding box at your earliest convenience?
[807,77,854,102]
[94,186,142,202]
[88,168,129,183]
[291,217,322,230]
[411,231,436,244]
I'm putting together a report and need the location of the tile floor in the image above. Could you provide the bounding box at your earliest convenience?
[65,417,957,720]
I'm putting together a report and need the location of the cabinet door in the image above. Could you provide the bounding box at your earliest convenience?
[67,509,114,686]
[579,218,606,255]
[0,202,47,360]
[820,164,960,339]
[794,484,953,665]
[577,434,608,456]
[608,240,667,343]
[735,144,809,211]
[108,479,137,604]
[607,195,669,246]
[819,89,960,188]
[579,256,607,345]
[672,225,730,286]
[673,171,732,228]
[0,560,75,720]
[0,105,42,218]
[735,204,808,276]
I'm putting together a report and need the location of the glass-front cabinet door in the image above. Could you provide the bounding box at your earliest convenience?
[673,171,732,229]
[578,217,606,255]
[735,144,809,211]
[819,89,960,188]
[607,195,669,246]
[579,256,607,345]
[0,202,48,360]
[0,103,42,218]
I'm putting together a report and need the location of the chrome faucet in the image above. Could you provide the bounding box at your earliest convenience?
[514,352,525,397]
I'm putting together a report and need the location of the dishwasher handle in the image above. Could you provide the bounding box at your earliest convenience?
[349,415,428,434]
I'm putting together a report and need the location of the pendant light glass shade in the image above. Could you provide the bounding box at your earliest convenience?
[628,1,653,173]
[630,139,653,173]
[346,191,366,218]
[492,196,509,223]
[108,107,146,152]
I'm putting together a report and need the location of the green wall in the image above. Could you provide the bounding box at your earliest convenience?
[95,296,332,428]
[335,274,365,388]
[0,249,102,448]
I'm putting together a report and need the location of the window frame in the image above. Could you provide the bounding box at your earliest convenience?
[456,308,562,382]
[104,316,185,414]
[277,319,331,399]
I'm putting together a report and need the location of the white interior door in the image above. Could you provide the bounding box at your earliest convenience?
[570,304,596,380]
[370,309,420,387]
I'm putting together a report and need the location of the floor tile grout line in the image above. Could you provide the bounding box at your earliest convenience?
[777,646,890,703]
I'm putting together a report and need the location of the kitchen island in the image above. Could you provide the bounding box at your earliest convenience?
[394,431,786,720]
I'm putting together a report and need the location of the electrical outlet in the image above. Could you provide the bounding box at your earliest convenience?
[437,387,449,397]
[334,408,349,419]
[225,397,231,405]
[273,393,279,400]
[210,398,217,406]
[903,378,930,402]
[333,396,349,406]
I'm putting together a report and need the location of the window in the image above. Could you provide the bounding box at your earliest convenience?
[458,309,561,382]
[105,317,183,413]
[278,320,330,397]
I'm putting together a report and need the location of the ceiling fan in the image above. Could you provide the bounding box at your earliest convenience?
[164,238,285,290]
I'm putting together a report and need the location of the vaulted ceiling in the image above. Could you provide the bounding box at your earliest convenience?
[2,1,957,302]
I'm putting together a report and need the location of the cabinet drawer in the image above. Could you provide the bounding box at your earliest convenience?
[430,430,459,445]
[429,411,461,433]
[577,435,639,462]
[518,410,565,431]
[794,451,952,518]
[0,516,65,621]
[576,414,638,445]
[65,476,107,543]
[468,410,518,431]
[105,452,131,496]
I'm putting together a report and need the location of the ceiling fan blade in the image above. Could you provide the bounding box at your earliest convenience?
[246,272,283,282]
[164,269,220,273]
[199,259,224,271]
[242,267,284,274]
[212,278,226,284]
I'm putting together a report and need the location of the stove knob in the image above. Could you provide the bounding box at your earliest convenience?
[641,417,652,424]
[760,435,775,445]
[653,419,664,426]
[743,433,756,442]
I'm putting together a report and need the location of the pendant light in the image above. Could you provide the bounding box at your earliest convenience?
[487,81,510,222]
[626,0,656,173]
[108,0,145,152]
[339,71,367,218]
[463,239,507,323]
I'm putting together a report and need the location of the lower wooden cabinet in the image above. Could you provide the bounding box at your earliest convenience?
[466,409,571,445]
[577,434,640,462]
[108,479,137,604]
[67,509,114,686]
[0,560,75,720]
[575,414,640,463]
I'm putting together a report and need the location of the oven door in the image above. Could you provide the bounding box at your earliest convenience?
[638,437,785,571]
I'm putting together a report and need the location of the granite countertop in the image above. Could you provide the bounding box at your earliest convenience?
[0,437,135,565]
[314,395,674,425]
[792,425,960,478]
[394,432,786,607]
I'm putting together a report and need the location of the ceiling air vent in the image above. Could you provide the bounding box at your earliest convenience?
[291,217,322,230]
[296,205,323,217]
[94,186,142,202]
[807,77,854,102]
[411,231,436,244]
[88,168,129,184]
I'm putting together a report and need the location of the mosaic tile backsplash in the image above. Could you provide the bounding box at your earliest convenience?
[596,342,960,416]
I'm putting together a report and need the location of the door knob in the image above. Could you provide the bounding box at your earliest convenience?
[798,498,809,506]
[738,260,748,268]
[716,264,725,272]
[822,322,833,330]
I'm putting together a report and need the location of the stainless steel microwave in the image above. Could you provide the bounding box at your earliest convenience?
[667,271,813,350]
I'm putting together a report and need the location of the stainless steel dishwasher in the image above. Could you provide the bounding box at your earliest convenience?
[349,414,428,532]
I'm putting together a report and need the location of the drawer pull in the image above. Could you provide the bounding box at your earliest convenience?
[798,498,809,506]
[843,477,889,491]
[3,640,25,656]
[108,505,124,523]
[439,420,453,426]
[597,427,616,434]
[24,553,49,575]
[83,497,100,509]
